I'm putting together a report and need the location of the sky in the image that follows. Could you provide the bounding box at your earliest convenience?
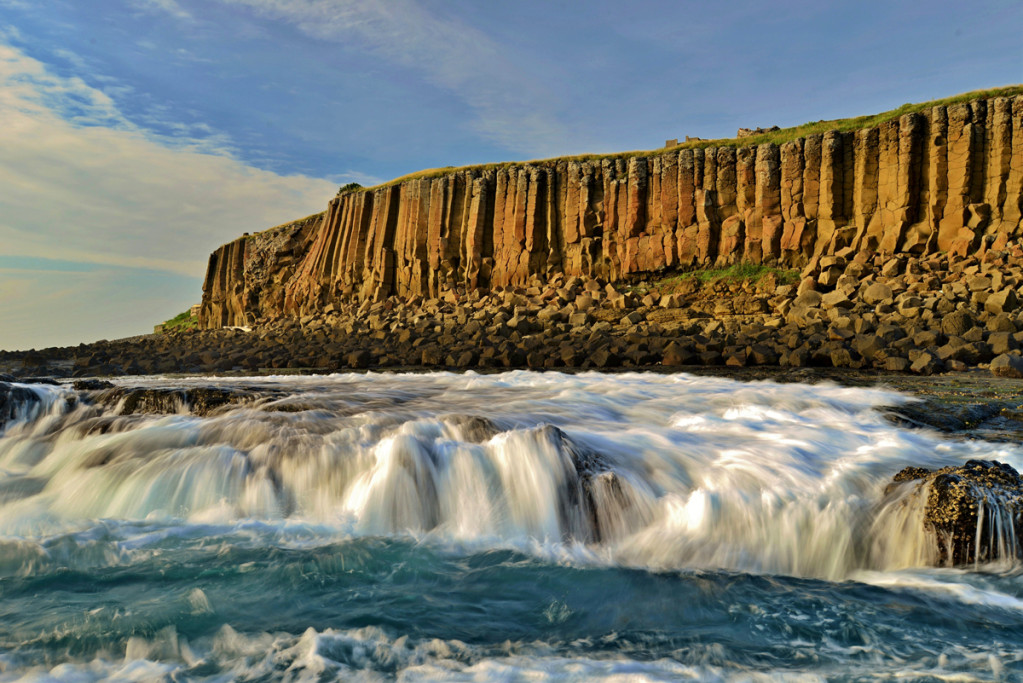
[0,0,1020,350]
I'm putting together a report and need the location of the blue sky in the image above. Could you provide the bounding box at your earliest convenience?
[0,0,1020,350]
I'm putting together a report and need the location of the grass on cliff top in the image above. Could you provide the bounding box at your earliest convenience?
[351,85,1023,193]
[160,310,197,333]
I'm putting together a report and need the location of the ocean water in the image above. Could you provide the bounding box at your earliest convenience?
[0,371,1021,682]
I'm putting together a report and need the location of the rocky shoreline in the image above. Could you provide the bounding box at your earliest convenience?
[6,243,1023,381]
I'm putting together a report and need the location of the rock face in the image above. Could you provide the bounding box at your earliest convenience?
[201,213,323,328]
[203,96,1019,328]
[890,459,1023,565]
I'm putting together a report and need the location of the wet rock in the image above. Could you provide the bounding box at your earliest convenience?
[884,398,1005,433]
[538,425,641,543]
[94,386,251,416]
[443,414,502,442]
[0,382,43,431]
[888,460,1023,565]
[72,379,116,391]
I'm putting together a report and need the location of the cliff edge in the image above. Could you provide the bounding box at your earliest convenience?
[200,91,1023,328]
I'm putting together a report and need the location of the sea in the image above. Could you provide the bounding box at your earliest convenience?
[0,371,1020,682]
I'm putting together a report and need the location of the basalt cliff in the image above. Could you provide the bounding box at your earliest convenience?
[200,94,1023,328]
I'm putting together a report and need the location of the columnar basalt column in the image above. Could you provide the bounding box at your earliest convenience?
[200,94,1023,328]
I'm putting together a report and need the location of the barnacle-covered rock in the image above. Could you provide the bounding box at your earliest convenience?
[889,459,1023,565]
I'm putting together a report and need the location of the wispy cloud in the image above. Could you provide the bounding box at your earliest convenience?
[215,0,569,156]
[0,41,336,278]
[0,39,342,348]
[129,0,194,21]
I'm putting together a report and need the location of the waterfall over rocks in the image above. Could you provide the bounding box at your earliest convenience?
[2,371,1023,681]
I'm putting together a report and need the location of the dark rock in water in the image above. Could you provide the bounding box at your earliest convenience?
[0,373,14,382]
[18,377,59,386]
[0,382,43,431]
[92,386,252,417]
[884,399,1006,434]
[72,379,116,391]
[187,388,250,416]
[889,460,1023,565]
[539,425,639,543]
[443,414,502,442]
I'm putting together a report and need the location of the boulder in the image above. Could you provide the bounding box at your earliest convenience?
[821,290,853,309]
[909,350,943,375]
[888,460,1023,565]
[985,289,1019,315]
[988,332,1018,356]
[793,290,823,309]
[861,282,893,305]
[941,310,974,337]
[661,342,691,366]
[885,356,911,372]
[990,353,1023,378]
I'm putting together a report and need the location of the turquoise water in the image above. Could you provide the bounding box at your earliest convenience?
[0,372,1021,681]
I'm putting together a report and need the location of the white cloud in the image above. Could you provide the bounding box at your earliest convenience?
[215,0,569,155]
[0,42,337,277]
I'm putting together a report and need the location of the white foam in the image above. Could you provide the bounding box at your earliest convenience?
[1,372,1020,581]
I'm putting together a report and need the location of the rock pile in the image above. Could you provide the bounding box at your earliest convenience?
[5,241,1023,379]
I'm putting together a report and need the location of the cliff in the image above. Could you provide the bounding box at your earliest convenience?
[200,93,1023,328]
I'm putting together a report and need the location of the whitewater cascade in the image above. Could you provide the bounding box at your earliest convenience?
[2,372,1020,580]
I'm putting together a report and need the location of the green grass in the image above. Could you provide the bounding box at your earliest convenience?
[342,85,1023,194]
[160,310,197,333]
[654,263,801,290]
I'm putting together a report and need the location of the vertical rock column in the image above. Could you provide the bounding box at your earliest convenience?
[1003,97,1023,238]
[779,140,808,264]
[753,144,782,263]
[198,236,247,328]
